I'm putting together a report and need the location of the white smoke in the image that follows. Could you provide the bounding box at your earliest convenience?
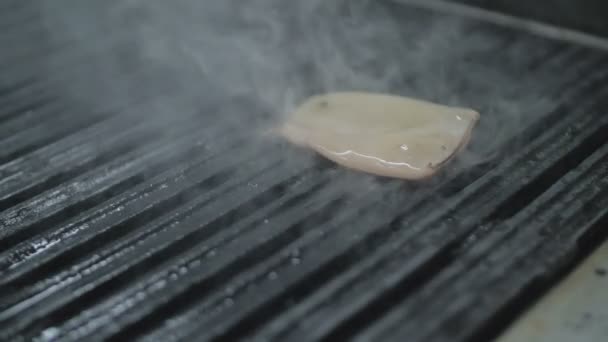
[39,0,555,171]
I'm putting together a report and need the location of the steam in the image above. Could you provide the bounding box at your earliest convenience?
[39,0,554,171]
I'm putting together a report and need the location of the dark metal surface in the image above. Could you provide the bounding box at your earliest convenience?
[1,1,608,342]
[448,0,608,38]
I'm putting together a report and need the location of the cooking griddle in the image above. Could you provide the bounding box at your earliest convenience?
[1,1,608,341]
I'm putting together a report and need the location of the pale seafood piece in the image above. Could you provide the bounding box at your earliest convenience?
[280,92,479,180]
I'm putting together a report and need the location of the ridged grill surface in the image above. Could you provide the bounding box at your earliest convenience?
[1,1,608,342]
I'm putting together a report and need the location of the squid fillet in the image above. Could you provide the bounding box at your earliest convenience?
[280,92,479,180]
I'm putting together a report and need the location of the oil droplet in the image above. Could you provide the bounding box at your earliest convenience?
[40,327,60,341]
[268,271,278,280]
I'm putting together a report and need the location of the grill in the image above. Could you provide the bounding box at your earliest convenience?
[2,1,608,341]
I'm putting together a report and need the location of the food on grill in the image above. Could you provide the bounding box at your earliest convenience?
[280,92,479,179]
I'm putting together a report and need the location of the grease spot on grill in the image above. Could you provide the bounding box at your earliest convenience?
[40,327,61,341]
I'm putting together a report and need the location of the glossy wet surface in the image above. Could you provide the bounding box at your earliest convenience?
[281,92,479,179]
